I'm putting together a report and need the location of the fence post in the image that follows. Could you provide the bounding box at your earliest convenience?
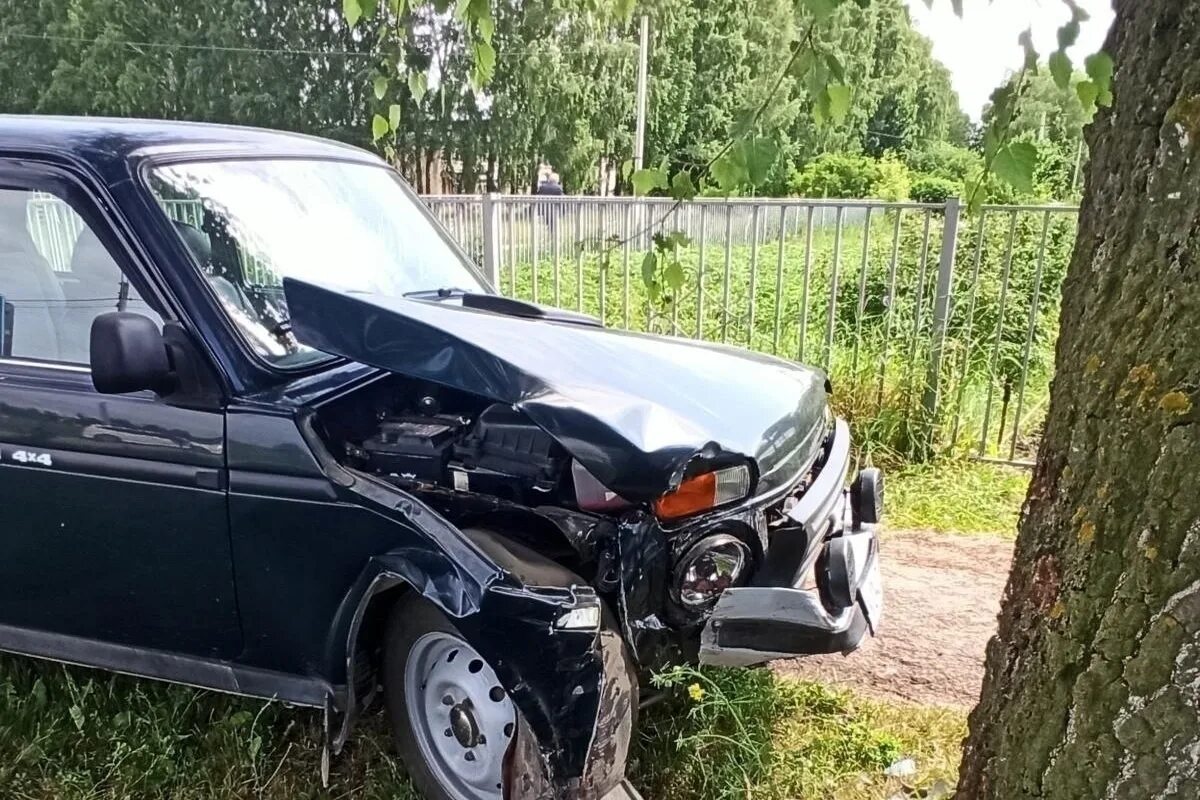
[920,196,961,458]
[480,192,502,291]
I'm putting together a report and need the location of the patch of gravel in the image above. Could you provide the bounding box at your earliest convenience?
[773,529,1014,709]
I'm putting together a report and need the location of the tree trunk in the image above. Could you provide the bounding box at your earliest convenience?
[486,149,498,193]
[958,2,1200,797]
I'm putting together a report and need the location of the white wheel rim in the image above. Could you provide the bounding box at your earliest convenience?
[404,631,516,799]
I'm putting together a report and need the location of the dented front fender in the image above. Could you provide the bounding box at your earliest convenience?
[331,516,634,798]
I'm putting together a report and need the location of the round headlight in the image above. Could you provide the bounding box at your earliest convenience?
[675,534,752,609]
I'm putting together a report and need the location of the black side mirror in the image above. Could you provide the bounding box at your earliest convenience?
[90,312,175,395]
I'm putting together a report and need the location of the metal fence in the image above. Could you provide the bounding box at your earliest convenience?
[422,194,1080,465]
[21,191,1076,465]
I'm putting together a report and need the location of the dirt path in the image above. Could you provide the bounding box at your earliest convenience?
[774,529,1014,709]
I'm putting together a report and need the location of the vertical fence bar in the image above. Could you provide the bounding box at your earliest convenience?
[875,209,904,410]
[531,201,540,303]
[979,212,1018,456]
[772,205,787,354]
[851,206,873,378]
[902,211,934,414]
[511,201,520,298]
[823,206,846,371]
[950,210,989,447]
[622,202,632,330]
[747,204,762,347]
[1008,210,1052,461]
[599,203,608,325]
[480,193,501,290]
[574,203,585,311]
[798,205,815,362]
[920,197,961,457]
[721,203,733,343]
[552,204,563,307]
[696,204,707,339]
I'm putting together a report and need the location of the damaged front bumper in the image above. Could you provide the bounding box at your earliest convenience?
[699,419,883,668]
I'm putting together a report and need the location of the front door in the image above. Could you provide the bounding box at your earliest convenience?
[0,162,240,659]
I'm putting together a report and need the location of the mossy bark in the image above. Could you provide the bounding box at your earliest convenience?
[957,1,1200,797]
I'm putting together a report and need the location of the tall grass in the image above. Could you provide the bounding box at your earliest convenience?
[0,655,966,800]
[498,206,1075,462]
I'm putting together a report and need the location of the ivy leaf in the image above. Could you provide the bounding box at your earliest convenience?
[730,107,758,138]
[670,171,697,201]
[790,49,816,80]
[1048,51,1072,91]
[826,84,852,124]
[743,137,779,187]
[471,40,497,88]
[476,11,495,42]
[663,259,685,292]
[343,0,362,27]
[1085,51,1114,105]
[408,71,428,103]
[710,151,747,193]
[801,0,842,22]
[641,251,658,286]
[811,90,831,126]
[371,113,389,141]
[631,168,669,196]
[1018,28,1038,72]
[982,127,1000,160]
[1057,19,1080,50]
[966,183,985,216]
[1076,79,1099,115]
[388,103,402,131]
[824,52,845,83]
[993,141,1038,194]
[664,230,693,249]
[373,75,389,100]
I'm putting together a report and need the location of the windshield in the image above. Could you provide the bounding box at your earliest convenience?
[147,158,485,368]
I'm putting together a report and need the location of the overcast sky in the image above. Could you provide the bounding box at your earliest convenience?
[903,0,1116,121]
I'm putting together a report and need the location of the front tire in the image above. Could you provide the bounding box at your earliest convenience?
[383,597,518,800]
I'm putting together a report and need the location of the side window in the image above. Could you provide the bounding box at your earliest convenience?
[0,188,160,365]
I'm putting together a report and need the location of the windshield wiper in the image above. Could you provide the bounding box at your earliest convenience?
[403,287,471,301]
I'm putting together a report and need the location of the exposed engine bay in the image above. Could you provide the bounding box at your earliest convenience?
[319,376,632,516]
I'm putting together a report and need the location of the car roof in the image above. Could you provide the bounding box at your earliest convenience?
[0,115,380,169]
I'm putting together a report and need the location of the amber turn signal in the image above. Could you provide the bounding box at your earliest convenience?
[654,464,752,520]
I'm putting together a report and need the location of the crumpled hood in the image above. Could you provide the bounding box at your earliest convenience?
[285,279,830,503]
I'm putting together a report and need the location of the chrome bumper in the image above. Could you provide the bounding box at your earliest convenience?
[698,420,883,668]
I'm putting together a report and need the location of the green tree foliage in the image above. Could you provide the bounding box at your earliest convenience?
[0,0,374,146]
[860,0,967,156]
[981,66,1090,201]
[908,174,958,203]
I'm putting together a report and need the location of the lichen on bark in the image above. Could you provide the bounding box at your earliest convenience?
[956,1,1200,798]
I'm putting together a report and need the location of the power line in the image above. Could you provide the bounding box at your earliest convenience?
[0,30,376,58]
[0,29,551,60]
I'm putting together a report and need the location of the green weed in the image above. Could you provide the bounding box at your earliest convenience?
[632,666,965,800]
[0,654,970,800]
[886,459,1030,535]
[0,656,414,800]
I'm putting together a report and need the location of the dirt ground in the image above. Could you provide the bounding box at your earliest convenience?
[774,529,1015,709]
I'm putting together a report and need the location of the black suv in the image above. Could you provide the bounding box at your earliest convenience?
[0,116,882,800]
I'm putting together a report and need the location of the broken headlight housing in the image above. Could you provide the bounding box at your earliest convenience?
[674,533,752,609]
[653,464,753,520]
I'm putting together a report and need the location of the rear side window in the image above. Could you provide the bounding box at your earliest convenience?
[0,189,159,365]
